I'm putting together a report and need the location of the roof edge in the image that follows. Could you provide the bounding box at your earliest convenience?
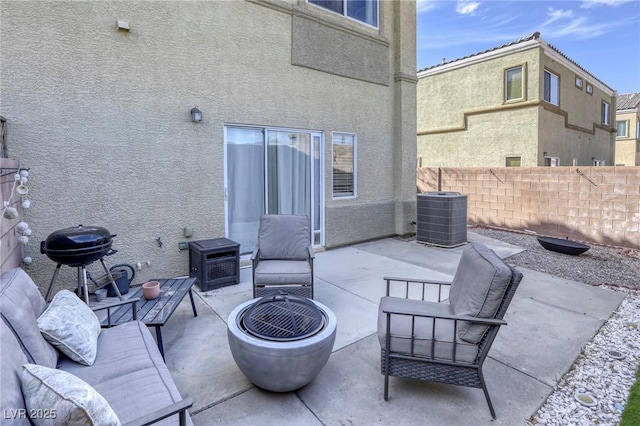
[418,32,615,96]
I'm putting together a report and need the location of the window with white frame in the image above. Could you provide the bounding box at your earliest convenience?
[601,101,610,126]
[544,156,560,167]
[332,132,356,198]
[504,66,523,101]
[575,76,583,89]
[505,156,521,167]
[309,0,378,27]
[543,70,559,106]
[616,120,629,138]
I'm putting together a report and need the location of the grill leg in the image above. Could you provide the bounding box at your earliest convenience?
[99,258,124,300]
[80,266,90,305]
[45,264,62,302]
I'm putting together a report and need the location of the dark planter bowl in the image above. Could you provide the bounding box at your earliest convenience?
[537,237,590,255]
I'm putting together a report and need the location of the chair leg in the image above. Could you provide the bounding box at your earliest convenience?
[384,372,390,401]
[382,349,390,400]
[383,315,392,401]
[478,369,496,419]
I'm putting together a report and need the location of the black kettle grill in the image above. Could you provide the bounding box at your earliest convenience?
[42,225,123,304]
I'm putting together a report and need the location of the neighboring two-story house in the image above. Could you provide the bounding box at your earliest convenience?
[614,92,640,166]
[417,32,616,167]
[0,0,417,284]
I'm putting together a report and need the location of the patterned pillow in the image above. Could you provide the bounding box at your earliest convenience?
[21,364,120,425]
[37,290,101,365]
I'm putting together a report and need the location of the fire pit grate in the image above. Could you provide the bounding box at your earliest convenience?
[241,292,324,341]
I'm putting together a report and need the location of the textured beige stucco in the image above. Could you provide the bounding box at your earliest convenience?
[417,40,615,168]
[0,0,417,287]
[615,110,640,166]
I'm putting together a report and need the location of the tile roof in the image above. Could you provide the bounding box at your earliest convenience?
[617,92,640,110]
[418,32,612,92]
[418,32,541,73]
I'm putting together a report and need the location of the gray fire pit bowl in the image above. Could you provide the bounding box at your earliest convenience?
[227,297,337,392]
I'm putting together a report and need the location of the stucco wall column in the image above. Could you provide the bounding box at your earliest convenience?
[393,0,418,235]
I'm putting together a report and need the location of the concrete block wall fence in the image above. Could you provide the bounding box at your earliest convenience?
[417,166,640,249]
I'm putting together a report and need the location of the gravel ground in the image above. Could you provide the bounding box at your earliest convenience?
[470,227,640,425]
[470,227,640,289]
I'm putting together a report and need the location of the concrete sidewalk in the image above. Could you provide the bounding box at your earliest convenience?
[157,232,625,425]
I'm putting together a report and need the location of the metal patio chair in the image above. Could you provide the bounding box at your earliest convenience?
[251,214,314,299]
[378,242,523,419]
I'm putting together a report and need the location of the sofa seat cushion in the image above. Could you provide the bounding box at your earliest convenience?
[377,296,479,363]
[0,320,31,425]
[21,364,120,425]
[254,260,312,285]
[0,268,58,367]
[37,290,101,366]
[449,243,512,344]
[59,321,191,426]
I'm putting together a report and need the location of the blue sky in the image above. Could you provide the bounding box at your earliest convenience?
[416,0,640,95]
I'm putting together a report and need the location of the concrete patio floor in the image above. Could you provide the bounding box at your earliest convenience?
[155,231,625,425]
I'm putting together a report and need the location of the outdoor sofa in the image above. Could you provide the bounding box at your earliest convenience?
[0,267,192,425]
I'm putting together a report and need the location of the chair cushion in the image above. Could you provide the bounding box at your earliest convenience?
[21,364,120,425]
[254,260,312,285]
[449,243,512,344]
[37,290,101,366]
[0,268,58,368]
[258,215,310,260]
[59,321,189,425]
[377,296,479,363]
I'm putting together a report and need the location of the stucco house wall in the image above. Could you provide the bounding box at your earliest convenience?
[537,52,616,166]
[0,0,417,286]
[417,33,615,168]
[614,93,640,166]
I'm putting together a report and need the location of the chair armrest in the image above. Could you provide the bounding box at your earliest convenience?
[308,245,315,259]
[122,398,193,426]
[93,298,139,326]
[383,276,452,301]
[250,248,259,262]
[382,306,507,327]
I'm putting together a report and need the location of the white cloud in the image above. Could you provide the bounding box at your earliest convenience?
[540,10,632,40]
[581,0,635,8]
[417,0,439,14]
[543,8,574,26]
[456,1,481,15]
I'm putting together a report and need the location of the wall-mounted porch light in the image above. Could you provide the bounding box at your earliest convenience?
[191,107,202,123]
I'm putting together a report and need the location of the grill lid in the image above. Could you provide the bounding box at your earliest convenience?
[241,293,324,341]
[40,225,116,266]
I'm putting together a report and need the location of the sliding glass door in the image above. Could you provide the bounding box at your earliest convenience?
[225,126,323,254]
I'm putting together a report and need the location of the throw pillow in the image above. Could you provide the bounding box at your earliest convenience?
[37,290,101,365]
[21,364,120,425]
